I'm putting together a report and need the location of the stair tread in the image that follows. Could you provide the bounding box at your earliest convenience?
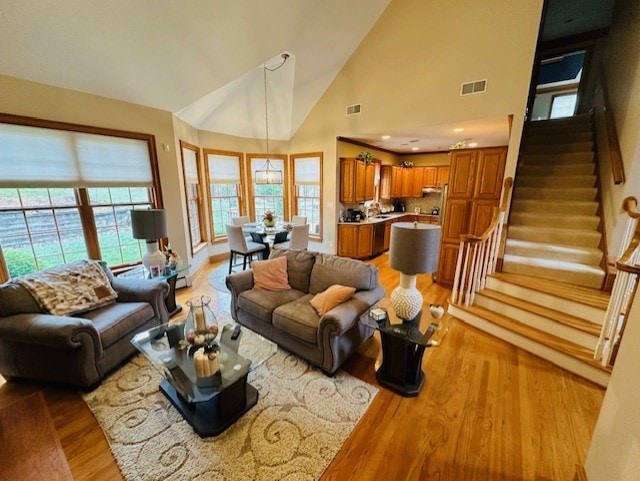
[504,253,604,272]
[509,225,602,236]
[505,238,603,254]
[457,303,610,372]
[509,212,600,221]
[477,289,602,336]
[491,272,610,309]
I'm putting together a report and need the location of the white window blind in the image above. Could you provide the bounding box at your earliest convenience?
[0,123,153,188]
[208,153,241,184]
[183,147,199,183]
[294,156,320,185]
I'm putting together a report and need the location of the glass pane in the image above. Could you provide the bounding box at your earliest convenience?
[48,188,77,206]
[550,93,577,119]
[110,187,132,204]
[130,187,151,203]
[88,187,112,204]
[0,188,20,208]
[0,211,28,241]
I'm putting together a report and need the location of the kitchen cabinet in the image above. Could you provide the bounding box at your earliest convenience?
[337,223,373,259]
[340,158,375,203]
[380,165,392,200]
[422,167,437,188]
[400,167,412,197]
[436,166,450,187]
[410,167,425,197]
[437,147,507,286]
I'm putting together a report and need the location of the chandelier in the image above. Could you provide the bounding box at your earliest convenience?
[255,53,290,184]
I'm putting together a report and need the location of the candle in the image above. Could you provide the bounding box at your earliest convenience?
[194,308,206,332]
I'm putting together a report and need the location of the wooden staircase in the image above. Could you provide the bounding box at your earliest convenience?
[449,272,611,387]
[503,115,606,289]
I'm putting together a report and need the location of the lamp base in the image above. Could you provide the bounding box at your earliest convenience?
[390,273,423,321]
[142,241,166,275]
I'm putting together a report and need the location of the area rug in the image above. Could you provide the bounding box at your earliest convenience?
[83,342,377,481]
[208,263,232,293]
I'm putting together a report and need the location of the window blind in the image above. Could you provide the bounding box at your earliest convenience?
[183,147,199,184]
[0,123,153,188]
[208,153,241,184]
[294,157,320,185]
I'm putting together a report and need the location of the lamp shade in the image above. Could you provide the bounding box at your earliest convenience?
[131,209,168,240]
[389,222,441,275]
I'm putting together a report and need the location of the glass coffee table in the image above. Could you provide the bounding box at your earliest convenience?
[131,321,277,437]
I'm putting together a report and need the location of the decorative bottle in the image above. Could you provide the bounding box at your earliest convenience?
[183,295,219,347]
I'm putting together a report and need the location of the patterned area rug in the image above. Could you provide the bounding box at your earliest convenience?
[83,330,377,480]
[208,263,232,293]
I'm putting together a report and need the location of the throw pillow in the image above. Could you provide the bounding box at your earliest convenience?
[310,284,356,316]
[252,256,291,291]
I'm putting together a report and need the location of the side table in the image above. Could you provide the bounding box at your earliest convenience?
[117,265,189,317]
[361,304,440,397]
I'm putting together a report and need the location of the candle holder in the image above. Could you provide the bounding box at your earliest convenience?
[183,295,219,348]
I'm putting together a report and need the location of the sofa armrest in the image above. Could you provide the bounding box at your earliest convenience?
[318,285,386,337]
[111,277,170,324]
[0,313,103,356]
[226,270,254,319]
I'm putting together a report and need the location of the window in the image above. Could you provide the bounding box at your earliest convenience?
[0,114,160,281]
[205,149,243,239]
[292,153,322,237]
[550,92,578,118]
[180,141,206,252]
[248,155,287,222]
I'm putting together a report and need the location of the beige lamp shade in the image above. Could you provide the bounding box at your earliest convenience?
[131,209,168,241]
[389,222,441,275]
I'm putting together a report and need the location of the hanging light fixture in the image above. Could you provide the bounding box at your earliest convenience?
[255,53,289,184]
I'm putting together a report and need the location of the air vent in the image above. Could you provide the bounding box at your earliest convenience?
[346,103,361,116]
[460,79,487,95]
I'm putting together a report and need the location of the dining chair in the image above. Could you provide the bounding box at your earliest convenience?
[276,224,309,250]
[291,215,307,225]
[249,231,270,259]
[231,215,251,226]
[272,231,290,245]
[226,224,267,274]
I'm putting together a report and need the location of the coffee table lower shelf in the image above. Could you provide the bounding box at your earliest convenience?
[159,379,258,438]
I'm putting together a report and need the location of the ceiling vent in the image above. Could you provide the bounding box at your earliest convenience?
[460,79,487,96]
[346,103,361,116]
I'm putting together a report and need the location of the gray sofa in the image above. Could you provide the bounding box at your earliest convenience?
[0,263,169,388]
[226,249,385,374]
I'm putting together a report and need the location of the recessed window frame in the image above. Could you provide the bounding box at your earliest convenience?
[180,140,207,254]
[290,152,323,240]
[246,153,288,223]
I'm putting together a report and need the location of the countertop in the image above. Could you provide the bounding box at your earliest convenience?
[338,212,439,225]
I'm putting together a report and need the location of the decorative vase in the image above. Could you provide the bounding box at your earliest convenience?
[263,219,276,228]
[183,295,219,347]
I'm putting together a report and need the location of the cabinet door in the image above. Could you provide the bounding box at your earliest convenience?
[391,166,402,197]
[423,167,437,187]
[356,224,373,259]
[469,199,498,236]
[437,241,461,287]
[474,148,506,199]
[365,163,375,200]
[436,166,450,187]
[355,160,367,202]
[337,225,358,258]
[411,167,425,197]
[383,221,391,250]
[380,165,392,200]
[339,159,355,203]
[448,150,476,199]
[441,199,469,244]
[400,168,412,197]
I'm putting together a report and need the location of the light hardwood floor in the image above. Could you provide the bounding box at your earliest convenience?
[0,256,605,480]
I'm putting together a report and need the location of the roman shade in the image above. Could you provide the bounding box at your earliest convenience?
[294,156,320,186]
[207,153,241,184]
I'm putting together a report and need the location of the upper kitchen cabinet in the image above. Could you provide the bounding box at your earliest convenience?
[422,167,437,188]
[340,157,375,203]
[436,166,450,187]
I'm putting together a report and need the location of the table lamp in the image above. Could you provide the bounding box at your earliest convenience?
[131,209,168,273]
[388,222,442,324]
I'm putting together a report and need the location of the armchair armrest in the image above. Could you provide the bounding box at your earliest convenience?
[111,277,170,324]
[226,270,254,319]
[318,285,386,338]
[0,313,103,357]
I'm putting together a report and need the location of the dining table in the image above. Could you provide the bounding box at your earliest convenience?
[241,222,292,246]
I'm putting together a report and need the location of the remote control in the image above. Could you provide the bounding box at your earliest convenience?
[231,325,242,340]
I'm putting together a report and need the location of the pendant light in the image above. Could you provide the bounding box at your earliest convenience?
[255,53,289,184]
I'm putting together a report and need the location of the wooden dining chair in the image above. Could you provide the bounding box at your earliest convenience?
[226,224,266,274]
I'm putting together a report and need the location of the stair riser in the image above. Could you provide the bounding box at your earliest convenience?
[521,152,595,164]
[448,304,609,387]
[527,132,593,144]
[529,118,592,130]
[510,200,598,215]
[508,226,601,247]
[516,187,597,201]
[501,259,604,289]
[504,243,603,265]
[509,213,600,230]
[524,142,594,154]
[516,175,596,188]
[518,164,595,176]
[474,294,599,349]
[485,276,605,324]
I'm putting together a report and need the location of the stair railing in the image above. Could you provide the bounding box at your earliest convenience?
[594,196,640,366]
[451,177,513,306]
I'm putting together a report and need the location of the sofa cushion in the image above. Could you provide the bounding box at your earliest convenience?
[0,283,43,317]
[310,284,356,316]
[238,288,306,324]
[308,253,379,295]
[252,256,291,291]
[269,249,316,293]
[273,294,319,344]
[79,302,153,349]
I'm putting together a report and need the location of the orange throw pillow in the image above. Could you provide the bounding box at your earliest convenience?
[310,284,356,316]
[252,256,291,291]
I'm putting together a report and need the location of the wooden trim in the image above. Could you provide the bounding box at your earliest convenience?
[622,196,639,218]
[76,189,101,260]
[599,72,625,184]
[245,153,288,222]
[290,151,323,241]
[537,82,579,95]
[179,140,207,254]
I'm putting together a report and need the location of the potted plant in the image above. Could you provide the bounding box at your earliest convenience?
[399,160,413,168]
[263,211,276,227]
[357,151,373,164]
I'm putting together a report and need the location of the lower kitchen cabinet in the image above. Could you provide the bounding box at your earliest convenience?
[337,224,373,259]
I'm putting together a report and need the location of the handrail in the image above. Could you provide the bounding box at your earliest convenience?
[600,71,625,184]
[595,196,639,366]
[450,177,513,306]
